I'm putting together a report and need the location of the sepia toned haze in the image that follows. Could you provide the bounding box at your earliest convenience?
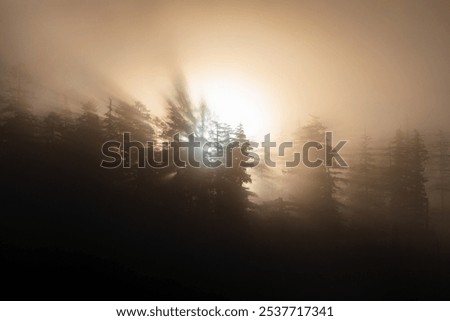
[3,0,450,302]
[0,0,449,139]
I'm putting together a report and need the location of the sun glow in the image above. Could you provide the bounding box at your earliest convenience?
[190,73,272,139]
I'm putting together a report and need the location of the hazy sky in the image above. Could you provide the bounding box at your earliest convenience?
[1,0,449,139]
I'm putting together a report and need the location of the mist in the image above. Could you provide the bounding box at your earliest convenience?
[1,0,449,139]
[1,0,450,301]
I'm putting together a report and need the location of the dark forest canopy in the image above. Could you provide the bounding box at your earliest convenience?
[1,70,450,300]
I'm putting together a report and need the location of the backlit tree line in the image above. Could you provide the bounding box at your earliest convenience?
[0,68,449,236]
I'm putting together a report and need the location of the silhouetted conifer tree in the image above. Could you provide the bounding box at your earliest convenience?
[347,132,384,213]
[163,80,196,139]
[289,116,342,223]
[430,130,450,214]
[388,129,429,228]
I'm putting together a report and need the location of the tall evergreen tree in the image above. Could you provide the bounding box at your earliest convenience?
[103,97,120,141]
[388,129,429,228]
[430,130,450,214]
[73,101,103,163]
[197,100,210,141]
[41,111,64,145]
[347,132,383,213]
[163,80,196,139]
[293,117,342,221]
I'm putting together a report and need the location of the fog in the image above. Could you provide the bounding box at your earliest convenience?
[3,0,450,300]
[1,0,449,139]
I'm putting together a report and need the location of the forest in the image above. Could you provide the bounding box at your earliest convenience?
[1,66,450,300]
